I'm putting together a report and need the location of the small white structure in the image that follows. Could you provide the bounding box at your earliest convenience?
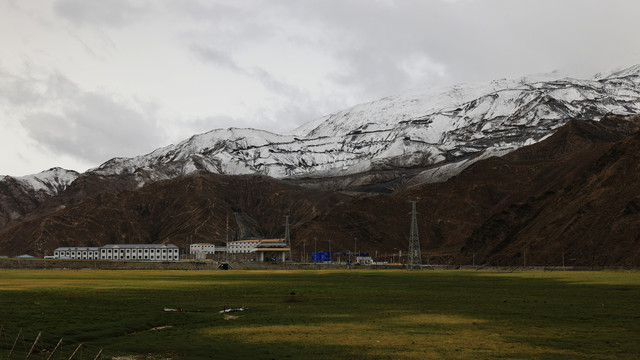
[190,243,226,255]
[356,256,374,265]
[254,241,290,262]
[54,247,100,260]
[53,244,180,261]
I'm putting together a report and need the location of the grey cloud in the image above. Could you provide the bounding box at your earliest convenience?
[169,1,243,23]
[53,0,150,27]
[273,0,640,98]
[1,66,165,165]
[0,71,42,106]
[189,44,305,99]
[189,44,245,73]
[22,92,165,164]
[189,46,335,129]
[187,115,257,133]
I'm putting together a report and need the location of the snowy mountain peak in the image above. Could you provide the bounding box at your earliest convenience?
[86,66,640,187]
[605,64,640,79]
[10,167,80,196]
[0,65,622,190]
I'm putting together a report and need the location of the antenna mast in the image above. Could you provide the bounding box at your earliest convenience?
[408,200,422,269]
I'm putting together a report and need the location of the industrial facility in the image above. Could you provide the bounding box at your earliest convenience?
[190,239,291,262]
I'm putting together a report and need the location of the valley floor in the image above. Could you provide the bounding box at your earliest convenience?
[0,269,638,359]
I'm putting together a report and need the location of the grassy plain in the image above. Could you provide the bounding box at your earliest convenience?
[0,269,639,359]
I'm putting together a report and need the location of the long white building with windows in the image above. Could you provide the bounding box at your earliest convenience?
[53,247,101,260]
[53,244,180,261]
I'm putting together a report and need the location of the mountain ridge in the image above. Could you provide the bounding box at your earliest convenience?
[2,66,640,263]
[2,115,639,265]
[4,65,640,195]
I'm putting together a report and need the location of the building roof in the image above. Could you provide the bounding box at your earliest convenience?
[230,239,284,244]
[255,242,288,248]
[253,247,291,252]
[55,247,100,251]
[102,244,179,249]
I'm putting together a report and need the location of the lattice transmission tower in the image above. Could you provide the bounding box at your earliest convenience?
[408,200,422,268]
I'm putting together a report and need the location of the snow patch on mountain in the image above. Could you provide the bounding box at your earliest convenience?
[14,167,79,195]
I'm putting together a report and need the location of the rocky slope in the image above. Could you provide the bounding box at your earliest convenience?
[460,116,640,266]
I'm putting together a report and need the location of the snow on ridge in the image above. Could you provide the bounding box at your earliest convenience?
[15,167,79,195]
[603,64,640,79]
[81,64,640,183]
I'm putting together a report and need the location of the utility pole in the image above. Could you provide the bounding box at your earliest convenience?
[328,240,331,263]
[303,238,306,263]
[225,215,229,262]
[408,201,422,269]
[354,237,357,263]
[284,215,291,262]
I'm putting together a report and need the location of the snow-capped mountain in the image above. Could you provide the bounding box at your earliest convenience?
[4,65,640,195]
[2,167,79,197]
[85,65,640,187]
[0,167,79,227]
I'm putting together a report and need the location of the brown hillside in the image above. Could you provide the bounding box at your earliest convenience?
[462,117,640,266]
[0,175,349,256]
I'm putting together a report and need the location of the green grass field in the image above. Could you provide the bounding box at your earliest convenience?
[0,269,639,359]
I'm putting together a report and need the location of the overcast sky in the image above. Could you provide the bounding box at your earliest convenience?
[1,0,639,177]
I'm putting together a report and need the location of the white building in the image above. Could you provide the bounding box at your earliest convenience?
[101,244,180,261]
[190,243,226,255]
[53,247,100,260]
[226,239,290,262]
[52,244,180,261]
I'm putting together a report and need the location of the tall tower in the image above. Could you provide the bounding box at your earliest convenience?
[284,215,291,262]
[408,200,422,268]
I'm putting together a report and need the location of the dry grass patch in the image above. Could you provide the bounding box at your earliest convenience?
[199,319,577,359]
